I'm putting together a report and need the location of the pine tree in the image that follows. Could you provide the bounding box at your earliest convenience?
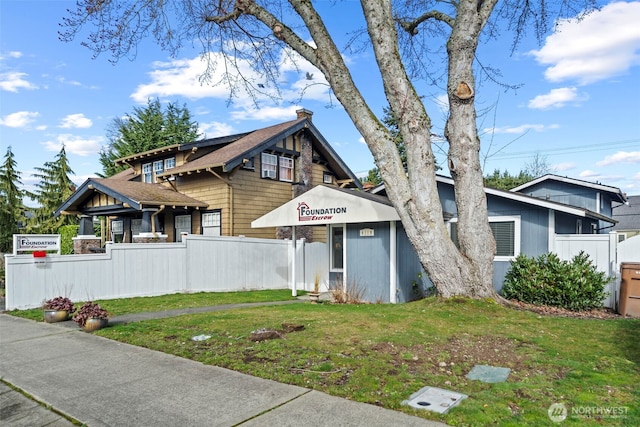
[99,98,200,177]
[0,146,26,252]
[28,146,77,234]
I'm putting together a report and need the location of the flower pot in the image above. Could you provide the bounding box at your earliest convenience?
[308,292,321,304]
[81,318,108,332]
[44,310,70,323]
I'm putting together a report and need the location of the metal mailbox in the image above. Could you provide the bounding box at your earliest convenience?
[619,262,640,317]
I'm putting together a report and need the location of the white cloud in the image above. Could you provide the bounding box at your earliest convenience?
[528,87,587,109]
[132,48,329,118]
[597,151,640,166]
[230,105,301,122]
[199,121,235,138]
[131,56,234,103]
[0,71,38,92]
[551,162,576,172]
[59,113,93,129]
[42,134,103,157]
[530,2,640,84]
[0,111,39,128]
[579,169,600,179]
[486,123,560,134]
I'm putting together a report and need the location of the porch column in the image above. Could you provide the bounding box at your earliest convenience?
[141,209,154,233]
[74,215,101,254]
[78,215,94,235]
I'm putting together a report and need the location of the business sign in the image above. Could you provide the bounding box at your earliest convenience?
[13,234,61,255]
[297,202,347,222]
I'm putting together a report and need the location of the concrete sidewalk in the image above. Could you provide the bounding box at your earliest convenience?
[0,312,448,426]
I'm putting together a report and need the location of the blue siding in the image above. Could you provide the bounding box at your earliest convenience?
[346,222,390,302]
[396,225,433,303]
[518,181,598,212]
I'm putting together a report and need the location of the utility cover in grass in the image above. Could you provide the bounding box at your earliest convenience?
[466,365,511,383]
[402,386,467,414]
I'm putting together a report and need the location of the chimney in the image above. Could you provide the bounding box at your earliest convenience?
[296,108,313,121]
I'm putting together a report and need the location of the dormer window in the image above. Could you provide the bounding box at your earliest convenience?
[142,156,175,183]
[142,163,153,183]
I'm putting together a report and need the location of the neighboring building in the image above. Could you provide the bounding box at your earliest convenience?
[254,175,623,303]
[612,195,640,241]
[510,174,627,234]
[56,109,362,246]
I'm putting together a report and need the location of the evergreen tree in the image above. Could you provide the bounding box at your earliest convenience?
[0,146,26,252]
[483,169,533,190]
[99,98,200,177]
[28,146,77,234]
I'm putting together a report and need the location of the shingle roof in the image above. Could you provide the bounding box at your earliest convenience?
[55,178,208,216]
[612,195,640,231]
[159,119,304,176]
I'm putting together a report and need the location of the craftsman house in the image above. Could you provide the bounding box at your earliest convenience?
[56,109,362,248]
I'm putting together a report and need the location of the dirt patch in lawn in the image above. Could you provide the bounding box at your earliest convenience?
[504,300,624,319]
[370,333,540,381]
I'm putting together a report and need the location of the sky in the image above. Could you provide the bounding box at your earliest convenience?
[1,0,639,207]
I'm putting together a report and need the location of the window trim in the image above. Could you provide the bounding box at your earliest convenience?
[142,163,153,183]
[201,210,222,236]
[329,224,344,272]
[261,153,277,179]
[448,215,521,261]
[279,156,294,182]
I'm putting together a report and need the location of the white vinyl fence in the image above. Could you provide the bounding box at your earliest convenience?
[553,232,640,309]
[4,235,327,310]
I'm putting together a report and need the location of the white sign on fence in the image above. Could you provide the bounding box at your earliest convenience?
[13,234,61,255]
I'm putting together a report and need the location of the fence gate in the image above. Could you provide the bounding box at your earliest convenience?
[554,233,617,308]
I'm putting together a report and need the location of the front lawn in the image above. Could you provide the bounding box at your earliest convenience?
[90,297,639,426]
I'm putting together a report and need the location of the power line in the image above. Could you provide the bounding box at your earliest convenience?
[489,138,640,160]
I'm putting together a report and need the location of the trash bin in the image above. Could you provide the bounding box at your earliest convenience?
[619,263,640,316]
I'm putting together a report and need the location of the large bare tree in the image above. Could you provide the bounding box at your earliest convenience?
[60,0,597,298]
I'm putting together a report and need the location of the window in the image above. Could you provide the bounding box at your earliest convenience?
[330,225,344,270]
[175,215,191,242]
[618,233,627,243]
[131,219,142,236]
[449,215,520,261]
[242,157,255,170]
[111,220,124,243]
[261,153,277,179]
[489,221,515,257]
[261,153,294,182]
[142,163,153,183]
[164,157,175,170]
[323,172,333,184]
[279,157,294,182]
[202,211,221,236]
[153,160,164,177]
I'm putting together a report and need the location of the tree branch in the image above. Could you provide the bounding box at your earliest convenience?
[398,10,455,34]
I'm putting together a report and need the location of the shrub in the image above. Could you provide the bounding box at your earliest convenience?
[58,224,79,255]
[73,301,110,327]
[502,251,610,311]
[43,296,76,313]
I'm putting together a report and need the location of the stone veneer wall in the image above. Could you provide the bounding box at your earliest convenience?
[73,236,102,254]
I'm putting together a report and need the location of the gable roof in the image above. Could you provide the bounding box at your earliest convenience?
[612,195,640,231]
[370,175,617,224]
[511,174,628,204]
[157,117,362,188]
[55,178,208,216]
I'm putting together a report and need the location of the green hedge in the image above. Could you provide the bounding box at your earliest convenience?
[58,225,79,255]
[502,251,610,311]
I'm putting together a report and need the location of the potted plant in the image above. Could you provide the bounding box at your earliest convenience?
[43,296,75,323]
[73,301,110,332]
[308,272,321,304]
